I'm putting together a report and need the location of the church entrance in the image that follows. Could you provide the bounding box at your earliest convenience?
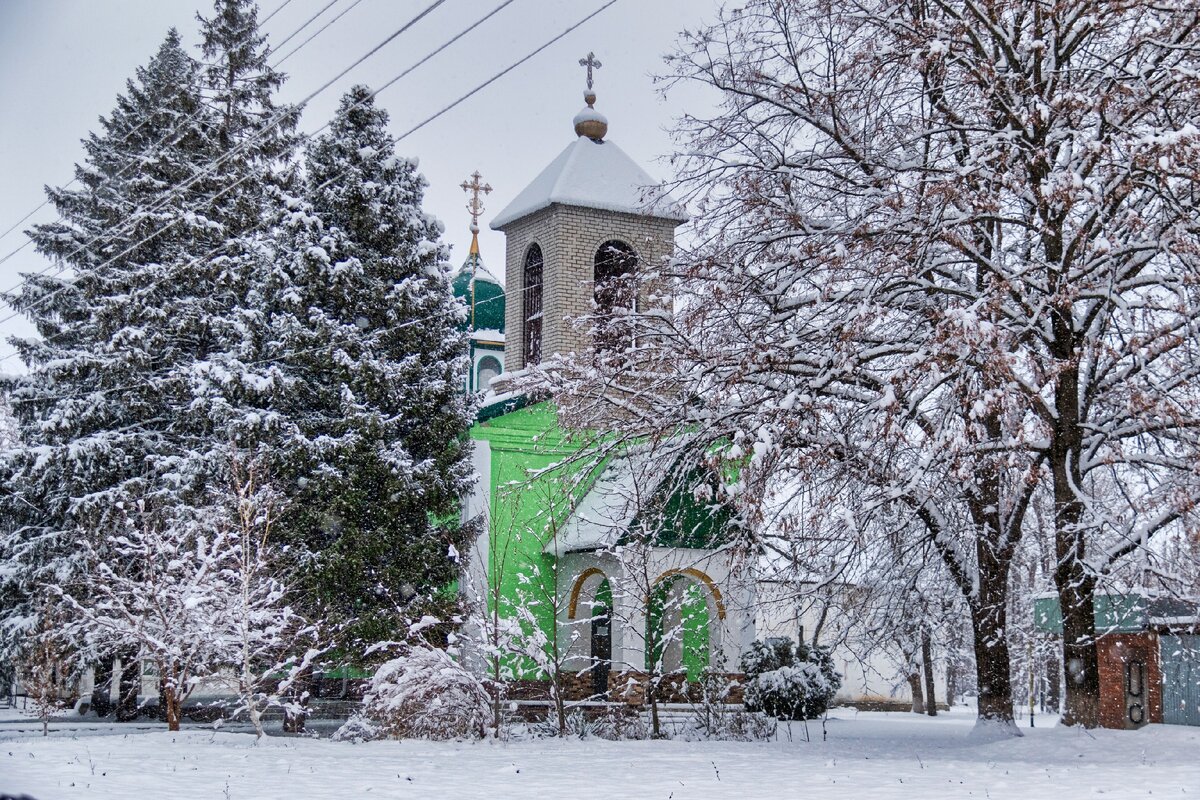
[590,605,612,698]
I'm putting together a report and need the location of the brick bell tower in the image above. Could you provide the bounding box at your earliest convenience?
[489,52,686,373]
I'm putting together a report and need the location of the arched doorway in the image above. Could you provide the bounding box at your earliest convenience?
[568,568,615,699]
[647,572,718,682]
[589,578,613,698]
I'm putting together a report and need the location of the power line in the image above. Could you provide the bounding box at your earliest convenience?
[0,0,450,306]
[272,0,369,67]
[260,0,299,26]
[0,0,617,370]
[0,0,358,262]
[271,0,343,53]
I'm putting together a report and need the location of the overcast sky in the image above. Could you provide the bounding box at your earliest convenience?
[0,0,724,365]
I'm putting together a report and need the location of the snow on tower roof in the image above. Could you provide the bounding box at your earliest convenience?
[490,137,686,229]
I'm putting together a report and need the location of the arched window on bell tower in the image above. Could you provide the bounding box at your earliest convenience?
[522,244,544,365]
[593,239,638,354]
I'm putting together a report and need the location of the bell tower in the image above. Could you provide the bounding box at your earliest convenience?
[489,54,686,372]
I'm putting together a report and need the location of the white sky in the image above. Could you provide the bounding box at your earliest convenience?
[0,0,724,366]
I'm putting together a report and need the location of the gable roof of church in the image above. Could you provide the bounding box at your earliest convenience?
[490,136,686,229]
[546,452,739,554]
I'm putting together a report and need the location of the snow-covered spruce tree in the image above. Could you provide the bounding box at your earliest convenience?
[513,0,1200,731]
[179,0,301,480]
[4,0,303,714]
[0,29,226,700]
[256,86,473,654]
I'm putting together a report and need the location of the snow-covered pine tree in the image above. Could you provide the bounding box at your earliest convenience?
[0,30,225,680]
[260,86,474,652]
[195,0,299,229]
[179,0,301,472]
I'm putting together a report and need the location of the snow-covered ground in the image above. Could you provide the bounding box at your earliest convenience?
[2,705,1197,799]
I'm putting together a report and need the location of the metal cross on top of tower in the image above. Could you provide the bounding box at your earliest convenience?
[579,51,602,91]
[460,170,492,234]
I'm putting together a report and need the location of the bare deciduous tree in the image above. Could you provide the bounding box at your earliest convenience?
[512,0,1200,730]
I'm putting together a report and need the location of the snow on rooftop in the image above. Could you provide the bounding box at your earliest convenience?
[453,259,504,287]
[471,328,505,343]
[490,137,686,229]
[544,452,669,554]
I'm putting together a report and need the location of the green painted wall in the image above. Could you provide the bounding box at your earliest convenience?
[681,583,710,681]
[471,401,597,678]
[471,399,717,683]
[1033,593,1148,634]
[646,576,711,682]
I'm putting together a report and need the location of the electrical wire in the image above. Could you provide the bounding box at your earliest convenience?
[272,0,369,67]
[0,0,361,263]
[270,0,343,53]
[0,0,450,304]
[260,0,298,26]
[0,0,618,370]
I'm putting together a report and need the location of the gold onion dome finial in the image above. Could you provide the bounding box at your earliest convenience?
[574,51,608,141]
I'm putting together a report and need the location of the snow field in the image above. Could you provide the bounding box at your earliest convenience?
[3,709,1198,800]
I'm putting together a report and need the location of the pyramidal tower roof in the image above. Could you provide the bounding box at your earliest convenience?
[491,56,685,230]
[490,137,685,229]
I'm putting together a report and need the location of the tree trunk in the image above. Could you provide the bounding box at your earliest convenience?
[907,671,925,714]
[1044,653,1061,712]
[922,630,937,717]
[969,598,1017,726]
[164,688,181,732]
[1050,304,1101,728]
[553,680,566,738]
[648,675,663,738]
[946,663,958,708]
[967,467,1019,731]
[283,666,311,734]
[90,655,114,718]
[1057,571,1100,727]
[490,653,504,736]
[115,649,140,722]
[157,675,170,722]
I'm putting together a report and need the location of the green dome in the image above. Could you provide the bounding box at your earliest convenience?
[452,252,506,335]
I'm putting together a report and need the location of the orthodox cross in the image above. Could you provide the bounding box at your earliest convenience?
[579,51,602,91]
[460,170,492,230]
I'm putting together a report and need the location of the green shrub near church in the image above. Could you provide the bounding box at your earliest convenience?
[740,637,841,720]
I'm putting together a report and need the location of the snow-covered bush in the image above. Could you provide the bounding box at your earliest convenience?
[741,637,841,721]
[360,646,490,740]
[332,713,381,743]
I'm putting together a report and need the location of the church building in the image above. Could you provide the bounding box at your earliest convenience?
[456,58,757,701]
